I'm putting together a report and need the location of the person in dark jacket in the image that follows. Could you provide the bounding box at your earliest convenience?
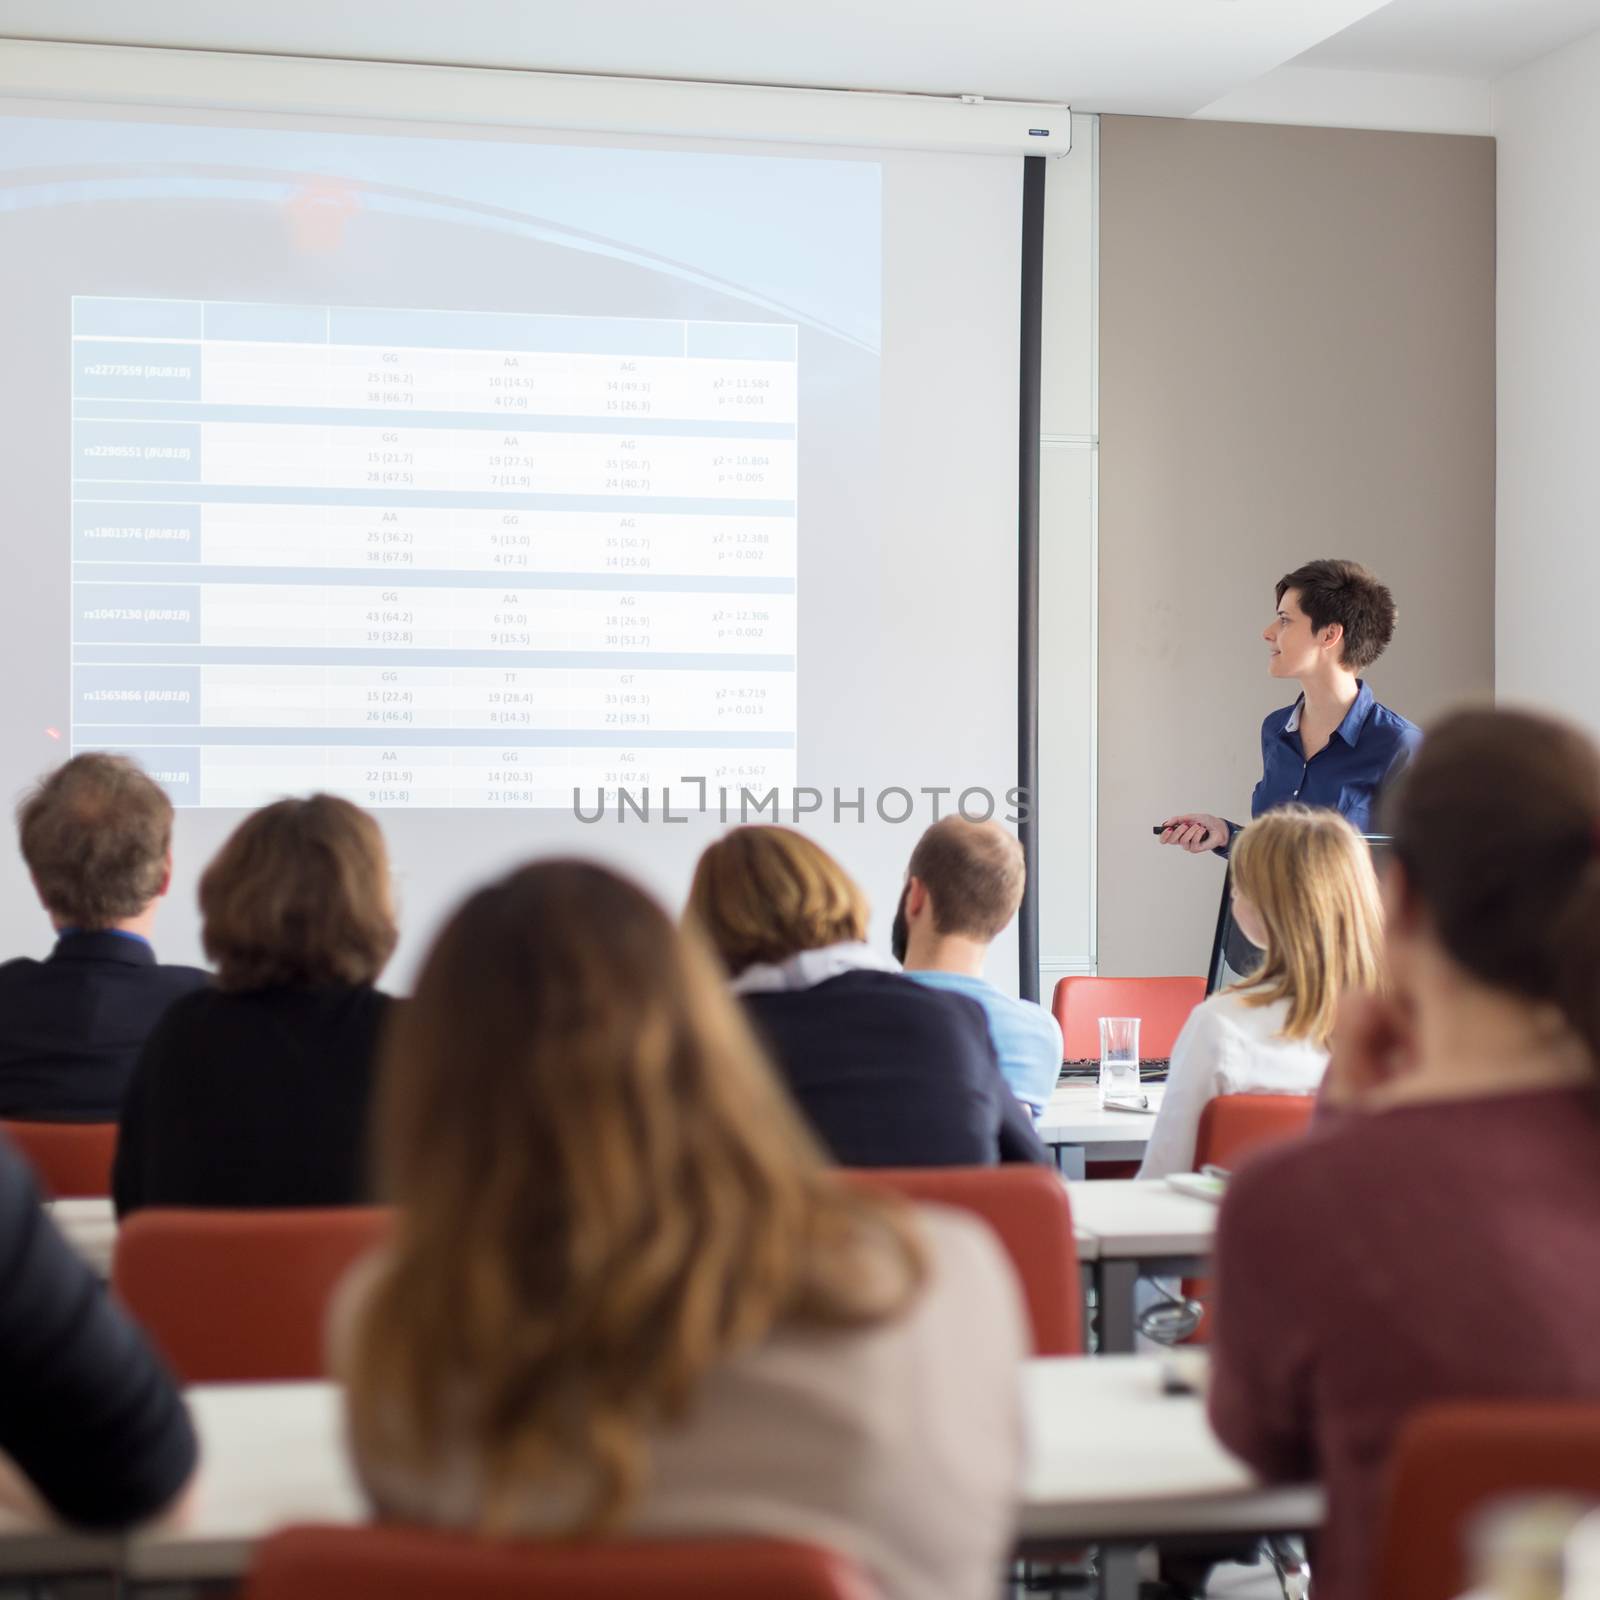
[0,1134,196,1527]
[687,825,1047,1169]
[0,753,207,1120]
[114,794,398,1217]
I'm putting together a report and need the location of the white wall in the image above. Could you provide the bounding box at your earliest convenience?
[1095,115,1496,977]
[1494,26,1600,734]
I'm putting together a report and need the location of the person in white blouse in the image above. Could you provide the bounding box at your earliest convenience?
[1138,804,1385,1181]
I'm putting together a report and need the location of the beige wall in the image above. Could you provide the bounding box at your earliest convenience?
[1095,115,1496,976]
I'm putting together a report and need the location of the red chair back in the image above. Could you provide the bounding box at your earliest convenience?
[1194,1093,1315,1172]
[1375,1402,1600,1600]
[112,1207,391,1382]
[1050,976,1206,1060]
[1180,1094,1315,1342]
[0,1119,118,1198]
[846,1164,1081,1355]
[246,1526,879,1600]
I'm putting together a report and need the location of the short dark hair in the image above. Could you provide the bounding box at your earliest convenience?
[18,753,173,928]
[906,817,1024,943]
[1275,559,1397,672]
[200,795,397,991]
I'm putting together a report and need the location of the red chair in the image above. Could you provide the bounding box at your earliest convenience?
[846,1165,1082,1355]
[1194,1092,1316,1173]
[0,1119,118,1198]
[1050,976,1206,1061]
[1374,1402,1600,1600]
[1180,1094,1315,1342]
[112,1207,391,1383]
[245,1526,879,1600]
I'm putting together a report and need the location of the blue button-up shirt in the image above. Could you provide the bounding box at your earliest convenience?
[1248,680,1421,833]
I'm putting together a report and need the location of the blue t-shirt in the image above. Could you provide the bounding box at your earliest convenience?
[903,970,1062,1113]
[1250,680,1421,833]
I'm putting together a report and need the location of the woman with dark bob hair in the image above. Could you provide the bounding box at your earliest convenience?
[113,795,398,1216]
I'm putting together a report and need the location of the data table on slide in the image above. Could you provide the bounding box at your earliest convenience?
[69,297,798,808]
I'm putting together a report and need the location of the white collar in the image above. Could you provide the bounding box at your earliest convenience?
[731,940,900,996]
[1284,695,1304,733]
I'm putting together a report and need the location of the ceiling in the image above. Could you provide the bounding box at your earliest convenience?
[0,0,1391,116]
[1298,0,1600,79]
[1,0,1598,118]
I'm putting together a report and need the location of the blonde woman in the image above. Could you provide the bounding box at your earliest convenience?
[336,860,1028,1600]
[1137,805,1384,1180]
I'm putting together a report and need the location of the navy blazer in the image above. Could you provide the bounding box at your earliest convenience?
[741,969,1049,1169]
[0,933,208,1121]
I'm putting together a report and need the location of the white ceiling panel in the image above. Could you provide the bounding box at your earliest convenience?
[1300,0,1600,79]
[0,0,1394,117]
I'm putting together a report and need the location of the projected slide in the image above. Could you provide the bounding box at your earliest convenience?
[0,107,879,810]
[70,297,796,807]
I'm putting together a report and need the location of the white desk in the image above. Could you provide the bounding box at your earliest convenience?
[46,1196,117,1280]
[1021,1354,1318,1537]
[1020,1356,1321,1597]
[124,1361,1312,1590]
[126,1383,362,1583]
[0,1361,1319,1600]
[39,1182,1202,1359]
[1037,1083,1163,1179]
[1065,1181,1219,1354]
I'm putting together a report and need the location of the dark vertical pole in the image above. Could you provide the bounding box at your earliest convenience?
[1018,155,1046,1002]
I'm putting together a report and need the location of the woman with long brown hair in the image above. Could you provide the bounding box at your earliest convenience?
[1137,804,1385,1179]
[336,859,1027,1600]
[1208,709,1600,1600]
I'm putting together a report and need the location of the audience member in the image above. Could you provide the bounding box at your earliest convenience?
[687,826,1048,1167]
[1209,708,1600,1600]
[892,816,1062,1115]
[334,860,1027,1600]
[113,795,397,1216]
[1137,805,1383,1179]
[0,1135,196,1527]
[0,754,206,1120]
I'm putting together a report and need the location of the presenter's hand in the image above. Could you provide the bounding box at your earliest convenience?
[1156,812,1229,853]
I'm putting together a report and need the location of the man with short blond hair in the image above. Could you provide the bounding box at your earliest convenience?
[892,816,1062,1114]
[0,754,206,1119]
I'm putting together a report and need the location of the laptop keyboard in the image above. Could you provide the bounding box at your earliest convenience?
[1057,1058,1170,1085]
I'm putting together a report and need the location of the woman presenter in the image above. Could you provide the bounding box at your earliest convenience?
[1158,559,1420,854]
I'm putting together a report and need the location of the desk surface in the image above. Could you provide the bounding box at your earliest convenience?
[0,1358,1319,1580]
[1036,1083,1164,1147]
[1018,1355,1321,1544]
[128,1383,362,1581]
[45,1196,117,1279]
[1064,1180,1218,1260]
[119,1357,1314,1580]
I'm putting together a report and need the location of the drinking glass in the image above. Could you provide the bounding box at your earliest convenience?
[1098,1016,1141,1107]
